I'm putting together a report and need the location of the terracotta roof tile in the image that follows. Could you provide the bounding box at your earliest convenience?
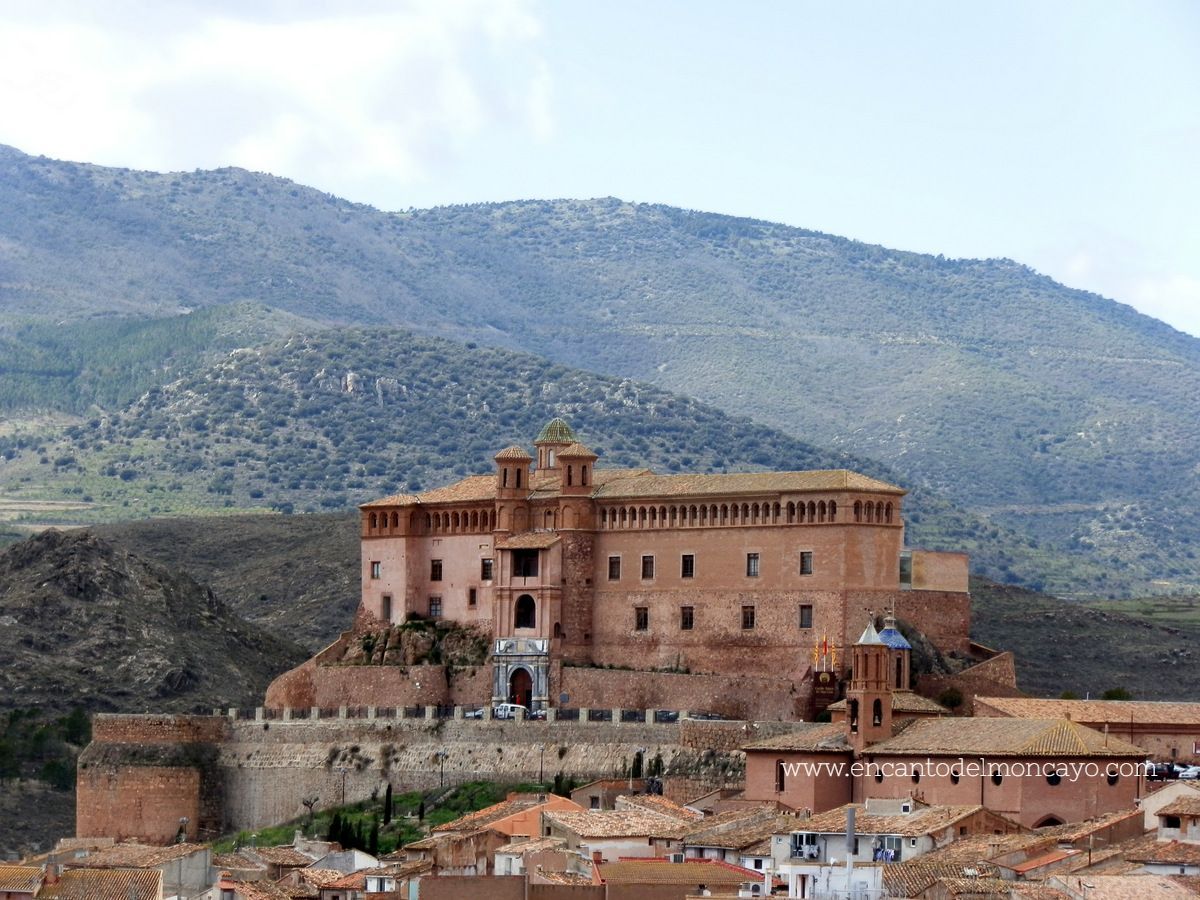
[40,868,162,900]
[797,803,1006,839]
[545,809,691,839]
[932,875,1013,896]
[826,692,948,715]
[535,419,577,444]
[495,531,561,549]
[430,795,544,834]
[867,717,1145,757]
[251,846,315,867]
[0,865,42,893]
[683,811,801,851]
[592,469,903,500]
[495,445,533,460]
[557,442,597,459]
[1126,840,1200,865]
[1049,874,1199,899]
[1159,797,1200,817]
[227,879,296,900]
[977,697,1200,727]
[69,842,209,869]
[293,868,346,888]
[595,858,762,885]
[616,794,705,822]
[495,836,566,855]
[883,860,1002,898]
[742,722,849,753]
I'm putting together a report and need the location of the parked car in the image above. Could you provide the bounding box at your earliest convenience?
[1179,765,1200,780]
[463,706,485,719]
[686,711,728,721]
[492,703,530,720]
[654,710,680,723]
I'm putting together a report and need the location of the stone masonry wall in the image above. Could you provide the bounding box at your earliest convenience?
[90,715,230,745]
[919,651,1023,713]
[264,662,491,709]
[77,765,201,843]
[559,668,811,722]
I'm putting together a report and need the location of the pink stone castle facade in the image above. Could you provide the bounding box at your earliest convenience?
[357,419,970,714]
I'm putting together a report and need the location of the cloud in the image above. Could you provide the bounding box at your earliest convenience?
[1128,275,1200,338]
[0,0,551,206]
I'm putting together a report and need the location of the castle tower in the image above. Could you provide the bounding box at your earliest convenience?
[845,615,895,754]
[494,445,532,534]
[533,418,577,471]
[556,442,598,498]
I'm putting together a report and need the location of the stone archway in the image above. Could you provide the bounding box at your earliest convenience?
[515,594,536,629]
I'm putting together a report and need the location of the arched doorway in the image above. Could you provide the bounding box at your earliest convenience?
[1033,815,1064,828]
[515,594,536,629]
[509,668,533,708]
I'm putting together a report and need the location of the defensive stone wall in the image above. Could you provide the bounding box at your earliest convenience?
[559,667,810,722]
[919,650,1023,713]
[90,714,230,745]
[79,712,798,835]
[264,661,491,710]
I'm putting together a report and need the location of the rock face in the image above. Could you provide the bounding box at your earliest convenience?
[0,529,307,715]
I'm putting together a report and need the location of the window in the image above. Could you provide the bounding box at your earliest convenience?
[382,594,392,622]
[799,604,813,629]
[775,759,786,792]
[468,588,477,607]
[370,561,381,579]
[480,558,494,580]
[899,551,913,588]
[590,795,600,810]
[742,605,756,629]
[428,596,442,618]
[635,607,648,631]
[680,606,694,630]
[608,556,621,580]
[515,594,536,628]
[746,553,760,577]
[641,555,655,579]
[799,551,813,576]
[430,559,443,581]
[513,549,538,577]
[681,554,695,578]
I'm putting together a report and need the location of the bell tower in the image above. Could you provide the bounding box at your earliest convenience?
[557,442,598,497]
[845,615,894,754]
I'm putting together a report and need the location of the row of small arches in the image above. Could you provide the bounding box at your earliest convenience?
[854,500,893,524]
[599,499,870,529]
[366,508,498,534]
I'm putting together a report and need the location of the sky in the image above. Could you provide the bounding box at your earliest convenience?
[1,1,1197,335]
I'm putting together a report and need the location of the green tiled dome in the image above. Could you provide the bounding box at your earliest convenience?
[535,417,577,444]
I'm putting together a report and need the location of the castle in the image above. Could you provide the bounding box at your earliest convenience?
[334,418,972,717]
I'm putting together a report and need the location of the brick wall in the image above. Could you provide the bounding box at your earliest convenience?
[559,668,809,721]
[76,765,201,843]
[90,715,229,745]
[919,651,1023,713]
[264,663,492,709]
[559,531,596,663]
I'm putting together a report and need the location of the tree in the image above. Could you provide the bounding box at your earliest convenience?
[1101,687,1133,701]
[383,784,393,825]
[301,796,319,830]
[326,811,342,843]
[368,818,380,856]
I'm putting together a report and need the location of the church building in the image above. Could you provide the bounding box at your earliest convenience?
[357,419,970,715]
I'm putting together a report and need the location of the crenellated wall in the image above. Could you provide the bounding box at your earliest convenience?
[77,713,797,838]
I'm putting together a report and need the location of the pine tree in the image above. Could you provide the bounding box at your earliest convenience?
[368,818,380,856]
[326,811,342,843]
[383,783,393,825]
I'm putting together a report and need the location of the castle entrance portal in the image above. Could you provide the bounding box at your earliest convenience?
[509,668,533,708]
[492,638,549,712]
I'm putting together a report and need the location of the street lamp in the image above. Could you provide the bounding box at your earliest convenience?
[539,745,546,785]
[338,767,348,806]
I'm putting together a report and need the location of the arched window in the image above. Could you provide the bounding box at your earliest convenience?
[503,468,509,488]
[515,594,536,629]
[515,468,522,488]
[818,501,827,522]
[751,503,760,523]
[553,622,563,639]
[896,657,904,689]
[885,502,893,523]
[872,699,883,726]
[848,699,860,734]
[808,501,817,521]
[787,502,795,523]
[854,501,862,521]
[581,465,589,486]
[773,502,781,522]
[721,504,729,524]
[829,501,836,522]
[369,513,377,529]
[391,511,399,528]
[425,513,432,530]
[567,465,573,486]
[775,759,786,793]
[452,511,460,531]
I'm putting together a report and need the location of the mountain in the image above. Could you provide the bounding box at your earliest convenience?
[0,529,307,715]
[0,327,1091,590]
[1,144,1198,595]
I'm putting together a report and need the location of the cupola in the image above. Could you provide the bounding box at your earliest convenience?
[533,418,577,470]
